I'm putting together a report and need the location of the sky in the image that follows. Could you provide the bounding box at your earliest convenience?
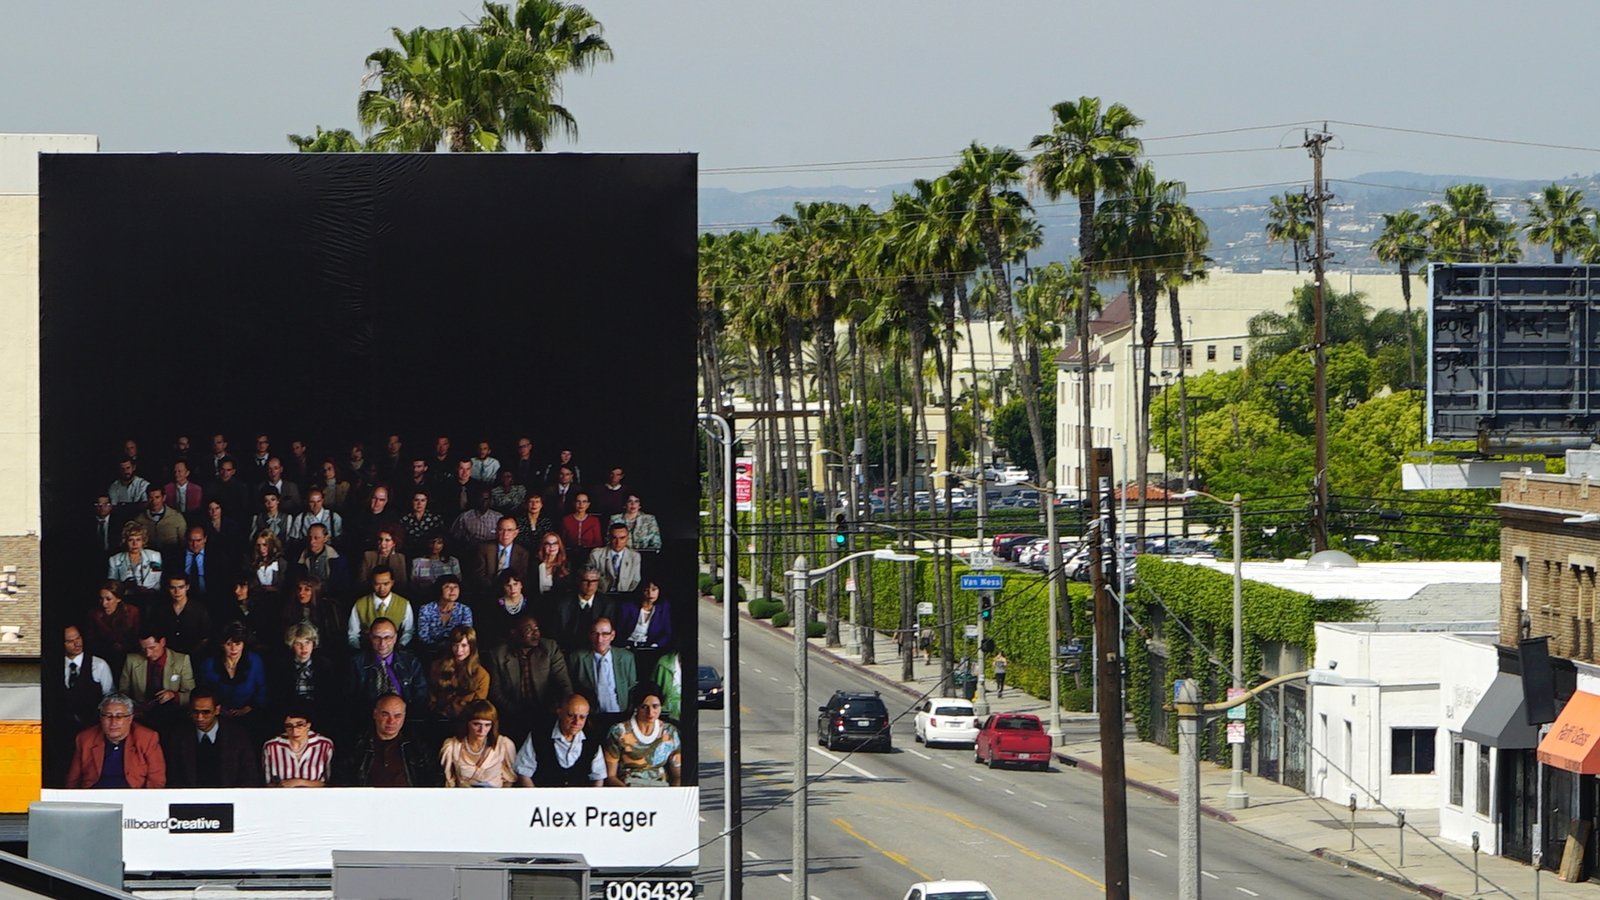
[5,1,1599,225]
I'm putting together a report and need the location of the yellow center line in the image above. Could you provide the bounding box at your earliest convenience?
[831,817,931,881]
[936,810,1105,892]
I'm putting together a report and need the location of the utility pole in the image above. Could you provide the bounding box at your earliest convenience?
[1088,447,1129,899]
[790,555,810,900]
[1305,125,1333,553]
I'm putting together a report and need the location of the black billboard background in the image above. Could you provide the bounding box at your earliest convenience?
[39,152,698,787]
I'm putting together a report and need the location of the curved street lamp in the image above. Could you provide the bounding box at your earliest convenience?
[1172,489,1248,810]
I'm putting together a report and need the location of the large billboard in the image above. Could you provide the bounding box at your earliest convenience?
[38,153,698,872]
[1429,263,1600,448]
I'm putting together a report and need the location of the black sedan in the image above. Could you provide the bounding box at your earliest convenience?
[697,665,725,708]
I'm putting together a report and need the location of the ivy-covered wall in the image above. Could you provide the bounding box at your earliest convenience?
[1127,556,1369,761]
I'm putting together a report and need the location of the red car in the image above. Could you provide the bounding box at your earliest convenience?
[974,713,1053,770]
[991,533,1034,560]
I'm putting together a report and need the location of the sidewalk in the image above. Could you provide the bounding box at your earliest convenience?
[718,593,1594,899]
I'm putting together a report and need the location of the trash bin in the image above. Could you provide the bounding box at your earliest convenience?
[954,672,976,700]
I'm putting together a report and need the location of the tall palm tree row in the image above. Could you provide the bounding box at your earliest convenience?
[289,0,610,152]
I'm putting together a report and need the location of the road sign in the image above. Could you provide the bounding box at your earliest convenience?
[916,602,934,616]
[1227,721,1246,745]
[959,573,1004,590]
[967,551,995,570]
[845,577,856,593]
[964,624,979,639]
[1227,687,1248,720]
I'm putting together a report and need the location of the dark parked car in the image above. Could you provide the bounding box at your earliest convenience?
[817,690,892,752]
[992,533,1035,560]
[697,665,724,709]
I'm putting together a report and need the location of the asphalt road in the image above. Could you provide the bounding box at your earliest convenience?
[690,602,1408,899]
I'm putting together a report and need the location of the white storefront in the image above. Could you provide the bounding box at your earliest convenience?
[1310,623,1497,813]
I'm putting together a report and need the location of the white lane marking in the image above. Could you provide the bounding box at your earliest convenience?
[968,775,983,783]
[769,676,780,681]
[809,745,879,779]
[752,667,763,674]
[905,748,931,760]
[1237,889,1259,897]
[1031,800,1048,808]
[941,763,955,770]
[747,851,762,860]
[1202,872,1218,880]
[699,815,707,823]
[1004,789,1016,795]
[1147,848,1167,858]
[778,874,791,883]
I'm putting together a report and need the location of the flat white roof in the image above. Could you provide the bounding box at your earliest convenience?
[1178,558,1500,601]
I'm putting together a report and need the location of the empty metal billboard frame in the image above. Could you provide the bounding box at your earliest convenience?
[1428,264,1600,450]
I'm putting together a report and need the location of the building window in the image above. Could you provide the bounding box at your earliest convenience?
[1206,345,1217,362]
[1182,346,1193,366]
[1233,345,1243,361]
[1519,556,1529,613]
[1476,744,1491,815]
[1392,727,1437,775]
[1449,732,1464,806]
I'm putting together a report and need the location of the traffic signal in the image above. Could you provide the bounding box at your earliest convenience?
[979,591,994,620]
[833,513,848,548]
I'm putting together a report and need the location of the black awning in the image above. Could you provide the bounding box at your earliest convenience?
[1462,672,1540,749]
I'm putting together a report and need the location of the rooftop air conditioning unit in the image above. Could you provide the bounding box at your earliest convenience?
[332,851,590,900]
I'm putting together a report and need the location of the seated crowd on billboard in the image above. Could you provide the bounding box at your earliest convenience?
[57,432,683,789]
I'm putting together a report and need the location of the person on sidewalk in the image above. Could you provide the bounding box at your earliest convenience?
[992,651,1008,698]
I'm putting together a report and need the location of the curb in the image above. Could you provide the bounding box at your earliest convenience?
[1311,848,1450,899]
[1055,752,1238,824]
[732,603,947,702]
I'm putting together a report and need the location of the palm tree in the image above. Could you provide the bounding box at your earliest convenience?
[287,127,366,152]
[478,0,612,151]
[1161,204,1209,493]
[359,1,612,153]
[1427,183,1520,263]
[360,25,498,152]
[1095,163,1186,541]
[1523,183,1595,264]
[1265,192,1313,273]
[1028,96,1143,512]
[1370,210,1429,386]
[949,144,1042,488]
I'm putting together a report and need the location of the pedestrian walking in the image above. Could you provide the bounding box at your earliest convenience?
[992,650,1008,698]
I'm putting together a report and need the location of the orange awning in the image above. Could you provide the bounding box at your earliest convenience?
[1537,691,1600,774]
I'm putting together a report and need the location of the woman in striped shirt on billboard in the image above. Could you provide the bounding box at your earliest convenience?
[262,707,334,787]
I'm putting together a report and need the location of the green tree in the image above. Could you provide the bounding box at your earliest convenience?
[1426,183,1521,263]
[477,0,612,151]
[948,143,1042,485]
[1027,95,1143,514]
[991,394,1056,476]
[1265,192,1313,273]
[1370,209,1428,386]
[1522,183,1594,264]
[287,126,367,152]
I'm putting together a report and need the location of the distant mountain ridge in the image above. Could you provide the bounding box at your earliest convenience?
[699,171,1600,272]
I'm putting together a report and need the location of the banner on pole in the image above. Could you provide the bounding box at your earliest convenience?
[736,457,754,511]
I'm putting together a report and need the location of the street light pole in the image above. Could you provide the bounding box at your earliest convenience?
[787,548,917,900]
[789,554,810,900]
[1043,480,1063,744]
[1227,492,1247,810]
[698,412,743,898]
[1176,487,1252,810]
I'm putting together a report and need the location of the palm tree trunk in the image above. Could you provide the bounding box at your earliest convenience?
[853,322,876,664]
[1167,284,1191,497]
[1136,269,1159,545]
[1400,264,1417,387]
[979,224,1047,484]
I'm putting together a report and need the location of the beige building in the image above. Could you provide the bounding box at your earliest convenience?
[0,133,97,812]
[1054,271,1412,499]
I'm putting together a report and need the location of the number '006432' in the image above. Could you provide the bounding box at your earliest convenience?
[604,880,695,900]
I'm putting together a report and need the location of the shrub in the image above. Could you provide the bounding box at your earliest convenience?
[771,610,790,628]
[749,598,783,619]
[1062,687,1094,712]
[806,620,827,638]
[710,581,747,603]
[698,572,717,594]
